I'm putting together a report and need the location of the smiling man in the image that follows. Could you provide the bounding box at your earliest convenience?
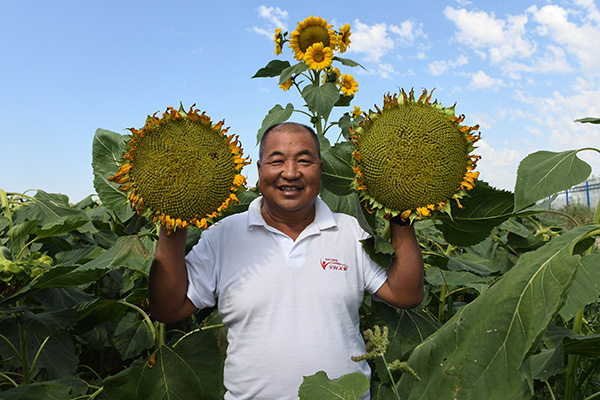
[150,122,424,400]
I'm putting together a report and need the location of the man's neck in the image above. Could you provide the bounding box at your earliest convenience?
[260,200,316,241]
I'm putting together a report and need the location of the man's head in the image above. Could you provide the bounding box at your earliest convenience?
[257,122,322,218]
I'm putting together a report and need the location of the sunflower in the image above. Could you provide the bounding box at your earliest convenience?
[109,105,250,232]
[337,24,351,53]
[289,15,337,61]
[350,89,481,223]
[279,78,293,91]
[274,28,284,55]
[321,67,341,85]
[352,105,362,119]
[340,74,359,96]
[303,42,334,70]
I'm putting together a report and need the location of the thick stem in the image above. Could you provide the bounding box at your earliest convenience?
[19,326,30,384]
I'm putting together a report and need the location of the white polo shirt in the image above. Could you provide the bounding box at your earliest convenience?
[186,196,388,400]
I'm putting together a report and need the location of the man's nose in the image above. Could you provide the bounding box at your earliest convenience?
[281,161,300,179]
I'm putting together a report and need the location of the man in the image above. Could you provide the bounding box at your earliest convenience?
[150,122,424,399]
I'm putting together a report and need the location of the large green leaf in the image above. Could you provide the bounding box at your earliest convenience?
[302,83,340,121]
[514,150,592,211]
[321,141,355,195]
[563,334,600,357]
[114,312,154,360]
[76,235,152,272]
[436,181,514,246]
[34,214,90,239]
[13,190,92,228]
[252,59,291,78]
[7,219,38,242]
[103,329,225,400]
[559,253,600,321]
[257,103,294,144]
[298,371,369,400]
[398,224,600,399]
[77,297,130,332]
[279,61,308,85]
[0,377,87,400]
[319,186,358,217]
[92,128,134,214]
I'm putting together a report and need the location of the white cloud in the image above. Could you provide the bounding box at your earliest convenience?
[348,20,396,62]
[469,70,504,91]
[475,139,524,190]
[251,5,289,39]
[528,4,600,74]
[427,55,468,76]
[443,7,535,63]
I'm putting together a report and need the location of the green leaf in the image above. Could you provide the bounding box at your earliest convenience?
[20,308,77,337]
[7,219,38,242]
[92,128,134,215]
[13,190,91,228]
[436,181,514,246]
[302,83,340,121]
[529,346,564,380]
[30,331,78,380]
[103,329,225,400]
[0,377,87,400]
[559,253,600,321]
[298,370,369,400]
[257,103,295,144]
[319,186,358,217]
[333,56,365,69]
[321,141,355,195]
[34,214,90,239]
[447,256,497,277]
[575,117,600,124]
[114,312,154,360]
[563,334,600,357]
[514,150,592,211]
[77,235,152,272]
[398,224,600,399]
[251,59,291,78]
[279,61,308,85]
[77,298,130,332]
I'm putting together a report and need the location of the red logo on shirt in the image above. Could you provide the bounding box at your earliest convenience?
[320,258,348,272]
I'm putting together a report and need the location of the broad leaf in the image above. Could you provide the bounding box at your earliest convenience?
[92,128,134,215]
[514,150,592,211]
[279,61,308,85]
[437,181,514,246]
[319,186,358,217]
[575,117,600,124]
[114,312,154,360]
[7,219,38,242]
[103,329,225,400]
[321,141,355,195]
[398,225,600,399]
[302,83,340,121]
[34,214,90,239]
[529,346,564,380]
[252,59,291,78]
[19,308,77,337]
[257,103,294,144]
[0,377,87,400]
[77,298,129,332]
[333,56,365,69]
[77,235,152,272]
[559,253,600,321]
[298,371,369,400]
[563,334,600,357]
[13,190,92,228]
[29,332,78,380]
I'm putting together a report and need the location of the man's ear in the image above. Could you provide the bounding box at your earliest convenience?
[257,160,262,176]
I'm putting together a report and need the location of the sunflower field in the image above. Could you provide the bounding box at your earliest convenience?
[2,15,600,400]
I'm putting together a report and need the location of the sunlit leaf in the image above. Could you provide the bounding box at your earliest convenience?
[398,225,600,399]
[436,181,514,246]
[514,150,592,211]
[302,83,340,121]
[256,103,294,144]
[298,370,369,400]
[321,141,355,195]
[559,253,600,321]
[252,59,291,78]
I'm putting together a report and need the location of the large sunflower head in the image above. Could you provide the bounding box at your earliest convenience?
[303,42,334,70]
[350,89,481,223]
[109,105,250,232]
[289,15,337,61]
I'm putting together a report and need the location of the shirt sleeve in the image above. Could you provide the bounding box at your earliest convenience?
[185,231,219,310]
[359,230,388,295]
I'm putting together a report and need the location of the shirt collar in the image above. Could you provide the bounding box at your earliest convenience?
[247,196,337,231]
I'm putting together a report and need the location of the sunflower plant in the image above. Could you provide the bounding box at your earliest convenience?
[253,15,363,141]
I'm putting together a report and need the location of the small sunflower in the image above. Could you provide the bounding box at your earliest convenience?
[109,105,250,232]
[350,89,481,223]
[340,74,359,96]
[279,78,293,91]
[303,42,334,70]
[321,67,341,85]
[274,28,284,55]
[337,24,351,53]
[352,105,362,119]
[289,15,337,61]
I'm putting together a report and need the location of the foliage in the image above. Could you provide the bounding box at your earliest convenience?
[2,16,600,400]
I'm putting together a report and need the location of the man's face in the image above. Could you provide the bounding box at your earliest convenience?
[257,127,322,217]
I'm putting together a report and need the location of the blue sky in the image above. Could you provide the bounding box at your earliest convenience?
[2,0,600,203]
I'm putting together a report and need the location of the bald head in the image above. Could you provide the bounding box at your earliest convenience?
[259,122,321,162]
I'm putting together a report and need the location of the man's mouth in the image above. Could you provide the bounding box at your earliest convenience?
[278,186,302,192]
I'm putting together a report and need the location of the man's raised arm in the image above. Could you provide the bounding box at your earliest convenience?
[149,228,198,323]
